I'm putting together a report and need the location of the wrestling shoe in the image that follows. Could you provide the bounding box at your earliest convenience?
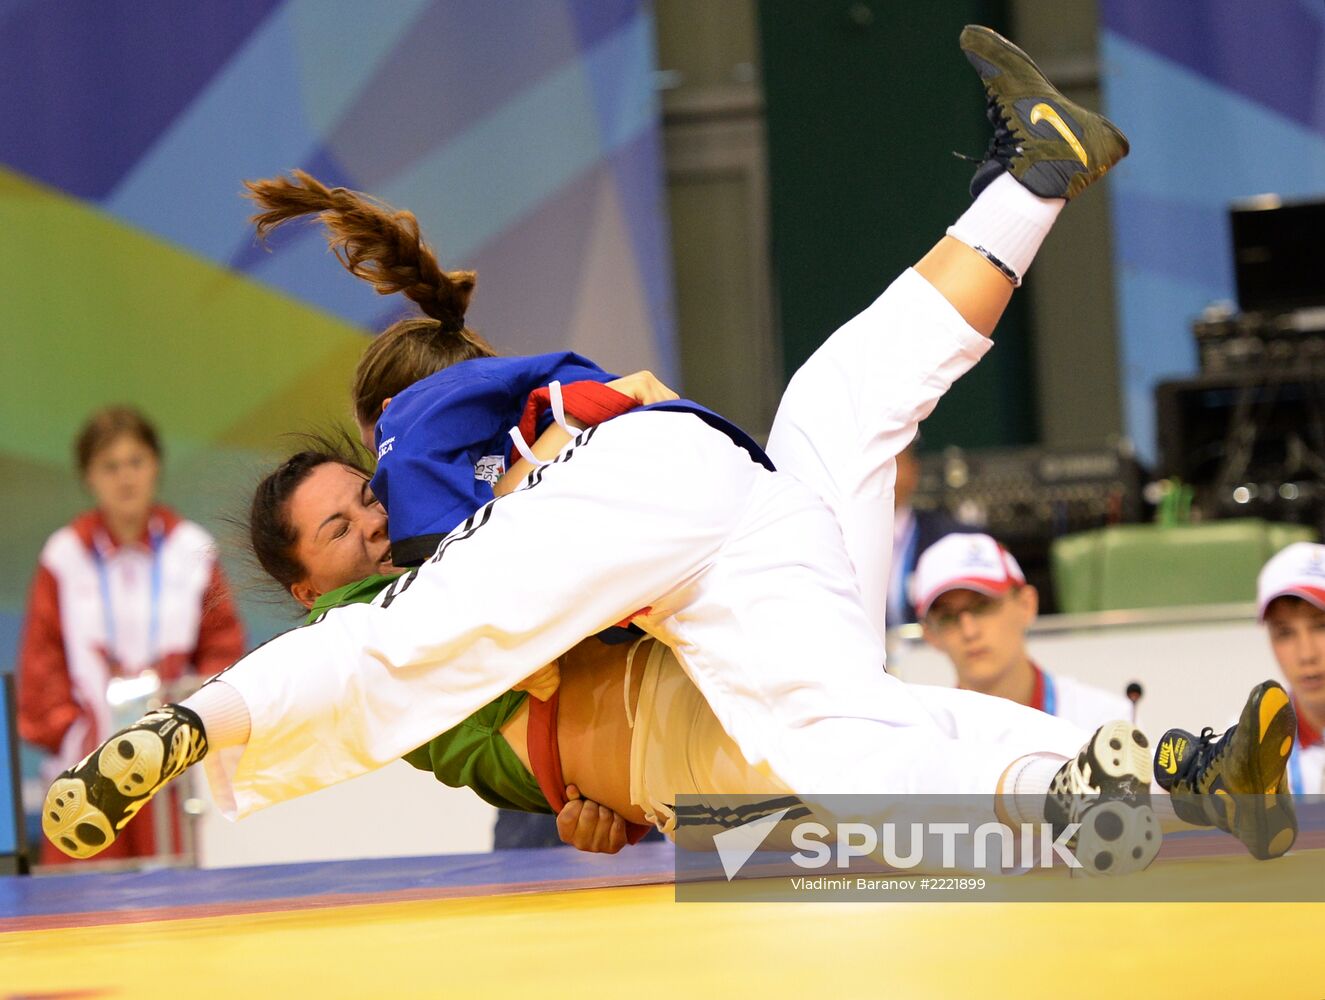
[1153,680,1298,860]
[960,24,1129,200]
[1045,721,1161,876]
[43,704,208,859]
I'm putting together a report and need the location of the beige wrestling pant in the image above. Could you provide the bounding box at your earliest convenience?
[625,636,1090,837]
[628,639,791,835]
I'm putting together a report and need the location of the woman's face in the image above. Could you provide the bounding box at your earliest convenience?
[288,462,396,608]
[84,434,160,526]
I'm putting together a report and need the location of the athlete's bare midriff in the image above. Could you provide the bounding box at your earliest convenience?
[497,638,649,825]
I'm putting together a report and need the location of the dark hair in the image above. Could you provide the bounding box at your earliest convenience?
[244,170,496,428]
[75,405,161,474]
[247,432,372,594]
[1265,594,1322,618]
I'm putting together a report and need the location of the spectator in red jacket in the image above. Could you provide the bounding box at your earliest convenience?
[18,405,244,864]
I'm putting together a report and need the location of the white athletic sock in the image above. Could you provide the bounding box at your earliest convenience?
[1003,752,1067,826]
[946,171,1064,286]
[180,681,251,750]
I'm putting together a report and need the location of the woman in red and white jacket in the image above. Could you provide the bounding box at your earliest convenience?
[18,406,244,863]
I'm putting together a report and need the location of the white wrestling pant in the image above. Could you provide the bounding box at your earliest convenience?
[207,269,1071,820]
[767,268,987,639]
[629,640,1089,834]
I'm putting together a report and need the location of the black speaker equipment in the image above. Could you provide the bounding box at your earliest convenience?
[1193,305,1325,375]
[1230,196,1325,316]
[1155,371,1325,530]
[912,444,1147,614]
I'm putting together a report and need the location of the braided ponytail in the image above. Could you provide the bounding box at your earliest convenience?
[245,170,496,426]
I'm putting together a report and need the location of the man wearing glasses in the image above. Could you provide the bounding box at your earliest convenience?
[1251,543,1325,797]
[913,533,1131,730]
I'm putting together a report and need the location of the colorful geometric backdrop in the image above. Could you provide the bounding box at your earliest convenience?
[1099,0,1325,463]
[0,1,674,663]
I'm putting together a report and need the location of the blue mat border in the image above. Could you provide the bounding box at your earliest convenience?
[0,842,676,921]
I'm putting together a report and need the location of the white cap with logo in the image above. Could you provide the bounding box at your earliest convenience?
[911,532,1026,620]
[1257,541,1325,621]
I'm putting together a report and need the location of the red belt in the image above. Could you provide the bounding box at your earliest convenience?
[525,690,654,844]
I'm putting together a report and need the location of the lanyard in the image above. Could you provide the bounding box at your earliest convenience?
[1029,664,1058,717]
[1041,670,1057,717]
[92,520,164,674]
[889,512,920,624]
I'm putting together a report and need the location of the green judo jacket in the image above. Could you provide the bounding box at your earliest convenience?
[307,576,552,814]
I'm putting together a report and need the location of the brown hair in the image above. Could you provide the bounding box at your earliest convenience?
[1265,594,1322,618]
[244,170,496,427]
[75,405,161,474]
[247,431,374,595]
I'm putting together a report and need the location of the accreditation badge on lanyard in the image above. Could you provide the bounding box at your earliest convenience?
[94,521,166,730]
[1289,746,1305,798]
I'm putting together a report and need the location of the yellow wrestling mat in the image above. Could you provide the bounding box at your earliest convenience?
[5,851,1325,999]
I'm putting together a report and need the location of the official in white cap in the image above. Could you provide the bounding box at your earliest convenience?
[913,532,1132,731]
[1256,542,1325,796]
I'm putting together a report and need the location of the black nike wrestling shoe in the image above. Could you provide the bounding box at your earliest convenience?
[1154,680,1298,860]
[1045,721,1161,876]
[43,704,208,859]
[960,24,1130,200]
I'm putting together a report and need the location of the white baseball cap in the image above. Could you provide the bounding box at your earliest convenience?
[911,532,1026,619]
[1257,542,1325,621]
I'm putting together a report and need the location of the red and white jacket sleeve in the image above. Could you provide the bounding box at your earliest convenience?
[16,564,80,754]
[192,562,245,677]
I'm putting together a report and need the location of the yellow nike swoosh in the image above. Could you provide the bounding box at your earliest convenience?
[1158,743,1178,774]
[1030,102,1088,166]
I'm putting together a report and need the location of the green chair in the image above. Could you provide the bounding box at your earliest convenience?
[1051,519,1318,614]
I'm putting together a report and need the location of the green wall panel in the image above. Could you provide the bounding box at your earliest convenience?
[757,0,1038,449]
